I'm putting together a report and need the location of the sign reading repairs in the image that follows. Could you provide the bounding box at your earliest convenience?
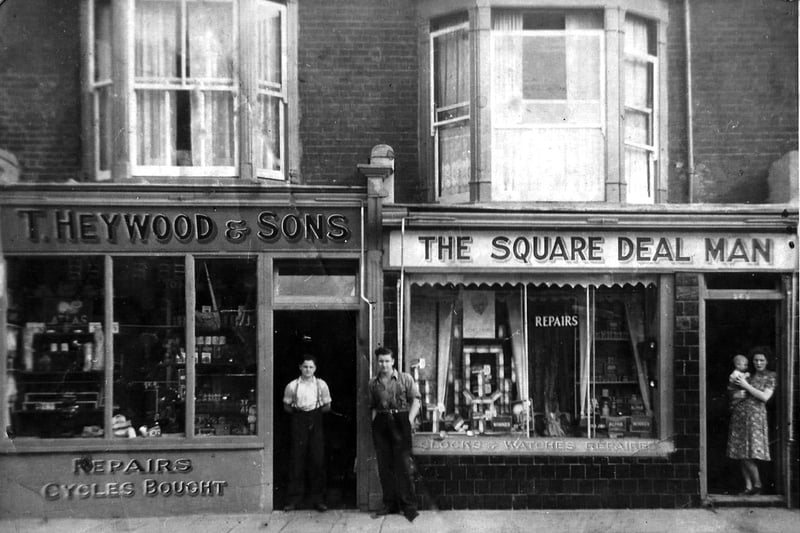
[390,230,797,271]
[40,457,228,501]
[1,206,360,252]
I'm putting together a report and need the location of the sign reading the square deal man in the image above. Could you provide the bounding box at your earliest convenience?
[389,230,797,271]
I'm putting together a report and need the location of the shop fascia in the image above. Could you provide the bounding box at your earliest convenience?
[389,225,796,457]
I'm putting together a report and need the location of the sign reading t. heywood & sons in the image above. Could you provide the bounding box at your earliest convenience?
[389,230,797,271]
[0,205,360,253]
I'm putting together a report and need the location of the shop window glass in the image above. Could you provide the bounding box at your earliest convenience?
[194,258,257,436]
[407,284,658,440]
[274,260,357,298]
[5,258,105,439]
[113,257,186,436]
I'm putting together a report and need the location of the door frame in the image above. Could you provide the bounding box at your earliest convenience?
[262,253,365,512]
[698,274,792,506]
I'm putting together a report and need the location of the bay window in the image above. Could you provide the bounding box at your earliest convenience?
[84,0,294,181]
[425,2,666,203]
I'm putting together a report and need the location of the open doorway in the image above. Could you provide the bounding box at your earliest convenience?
[273,311,358,509]
[705,300,780,496]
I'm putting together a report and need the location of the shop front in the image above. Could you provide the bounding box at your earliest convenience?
[383,206,797,508]
[0,187,369,518]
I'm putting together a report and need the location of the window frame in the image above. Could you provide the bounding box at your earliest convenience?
[430,20,471,202]
[131,0,240,178]
[419,0,668,204]
[82,0,298,183]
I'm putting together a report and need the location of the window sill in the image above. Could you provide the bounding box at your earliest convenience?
[0,436,264,455]
[413,434,674,457]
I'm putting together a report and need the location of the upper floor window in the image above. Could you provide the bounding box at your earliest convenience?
[426,2,665,204]
[84,0,294,182]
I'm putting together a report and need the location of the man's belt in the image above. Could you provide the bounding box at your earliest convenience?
[377,409,408,414]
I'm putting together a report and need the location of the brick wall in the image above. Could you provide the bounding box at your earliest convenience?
[298,0,420,199]
[0,0,82,183]
[687,0,798,203]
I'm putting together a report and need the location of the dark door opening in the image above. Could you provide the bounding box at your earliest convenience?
[273,311,358,509]
[706,300,780,495]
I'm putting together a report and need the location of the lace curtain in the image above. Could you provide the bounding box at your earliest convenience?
[491,12,604,202]
[134,0,234,168]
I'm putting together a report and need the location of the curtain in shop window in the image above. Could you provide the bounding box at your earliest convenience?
[623,293,652,415]
[491,12,604,202]
[578,289,591,420]
[506,290,527,404]
[436,297,457,415]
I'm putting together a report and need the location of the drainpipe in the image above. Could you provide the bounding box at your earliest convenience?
[684,0,695,203]
[357,144,395,377]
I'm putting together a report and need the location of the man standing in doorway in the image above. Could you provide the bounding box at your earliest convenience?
[369,346,421,522]
[282,354,331,512]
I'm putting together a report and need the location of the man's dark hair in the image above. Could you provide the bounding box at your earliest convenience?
[374,346,394,358]
[299,354,318,366]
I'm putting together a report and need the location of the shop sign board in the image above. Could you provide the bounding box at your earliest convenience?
[389,230,797,271]
[0,451,263,517]
[0,206,361,252]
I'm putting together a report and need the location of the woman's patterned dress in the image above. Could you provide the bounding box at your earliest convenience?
[726,370,776,461]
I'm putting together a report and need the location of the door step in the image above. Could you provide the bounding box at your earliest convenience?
[705,494,785,507]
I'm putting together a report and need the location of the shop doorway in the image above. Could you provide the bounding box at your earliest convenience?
[273,311,358,509]
[705,300,780,496]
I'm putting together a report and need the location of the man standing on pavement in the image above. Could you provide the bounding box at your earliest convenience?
[369,346,421,522]
[282,354,331,512]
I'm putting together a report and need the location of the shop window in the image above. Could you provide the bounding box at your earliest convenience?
[406,284,658,440]
[194,258,258,436]
[113,257,187,436]
[85,0,293,181]
[5,258,106,439]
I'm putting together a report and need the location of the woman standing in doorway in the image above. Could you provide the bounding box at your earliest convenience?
[726,348,776,495]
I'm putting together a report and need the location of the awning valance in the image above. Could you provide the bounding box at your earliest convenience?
[408,272,658,289]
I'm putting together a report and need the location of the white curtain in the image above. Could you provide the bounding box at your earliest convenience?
[135,0,235,168]
[491,12,604,201]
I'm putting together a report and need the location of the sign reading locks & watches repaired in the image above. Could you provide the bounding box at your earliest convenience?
[389,230,798,270]
[0,206,360,252]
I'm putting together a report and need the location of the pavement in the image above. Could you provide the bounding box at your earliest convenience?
[1,507,799,533]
